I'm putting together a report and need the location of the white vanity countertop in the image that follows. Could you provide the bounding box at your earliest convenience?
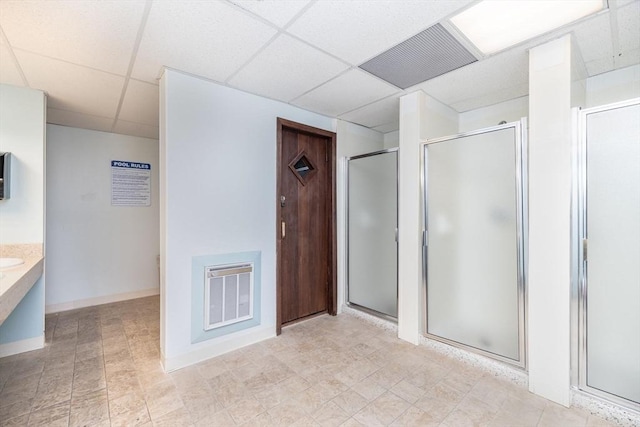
[0,244,44,326]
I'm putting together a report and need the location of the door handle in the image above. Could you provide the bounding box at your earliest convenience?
[583,238,588,262]
[281,221,286,239]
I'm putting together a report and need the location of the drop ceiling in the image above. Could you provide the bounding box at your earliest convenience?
[0,0,638,140]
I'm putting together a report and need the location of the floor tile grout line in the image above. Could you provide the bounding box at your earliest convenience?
[1,296,623,427]
[96,319,114,427]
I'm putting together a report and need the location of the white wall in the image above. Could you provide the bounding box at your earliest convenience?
[458,97,529,133]
[586,64,640,107]
[0,84,46,352]
[0,84,45,243]
[457,62,637,135]
[161,69,335,370]
[45,125,159,312]
[337,120,384,158]
[383,130,399,149]
[431,64,640,137]
[336,120,384,312]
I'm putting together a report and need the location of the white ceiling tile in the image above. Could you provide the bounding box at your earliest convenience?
[617,2,640,52]
[586,57,615,75]
[0,0,144,75]
[450,83,529,112]
[615,47,640,69]
[118,79,159,126]
[292,69,400,117]
[339,95,400,128]
[287,0,473,65]
[132,1,277,83]
[47,108,114,133]
[573,13,613,63]
[16,50,124,118]
[113,120,159,140]
[415,48,529,107]
[227,0,311,27]
[372,122,400,133]
[0,0,632,139]
[228,34,349,102]
[0,44,25,87]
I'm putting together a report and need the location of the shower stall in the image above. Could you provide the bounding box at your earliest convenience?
[574,98,640,410]
[346,149,398,319]
[421,121,527,367]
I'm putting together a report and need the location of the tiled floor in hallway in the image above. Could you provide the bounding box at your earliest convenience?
[0,296,616,426]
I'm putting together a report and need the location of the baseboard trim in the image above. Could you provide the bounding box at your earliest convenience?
[0,335,44,358]
[45,287,160,314]
[162,324,275,372]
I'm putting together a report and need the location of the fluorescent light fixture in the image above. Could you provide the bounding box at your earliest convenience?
[450,0,605,54]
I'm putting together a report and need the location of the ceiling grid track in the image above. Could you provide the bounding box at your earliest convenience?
[288,67,354,104]
[0,0,632,138]
[224,31,281,85]
[338,91,404,118]
[111,0,153,133]
[0,25,30,88]
[609,0,621,68]
[222,0,325,86]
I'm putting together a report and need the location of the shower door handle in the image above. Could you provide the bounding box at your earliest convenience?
[583,238,588,262]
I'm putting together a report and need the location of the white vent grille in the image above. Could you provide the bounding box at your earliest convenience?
[359,23,478,89]
[204,263,253,330]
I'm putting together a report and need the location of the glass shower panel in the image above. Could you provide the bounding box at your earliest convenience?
[348,150,398,318]
[426,127,521,361]
[585,103,640,404]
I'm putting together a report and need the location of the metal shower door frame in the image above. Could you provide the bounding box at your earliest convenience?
[345,147,399,321]
[420,119,528,369]
[573,98,640,411]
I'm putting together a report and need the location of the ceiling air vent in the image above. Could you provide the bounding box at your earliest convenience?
[359,23,478,89]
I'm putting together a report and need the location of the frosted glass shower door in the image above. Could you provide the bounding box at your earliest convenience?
[347,150,398,318]
[424,123,525,364]
[581,100,640,406]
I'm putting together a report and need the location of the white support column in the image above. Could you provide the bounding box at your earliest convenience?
[397,91,457,345]
[397,92,424,345]
[528,34,576,407]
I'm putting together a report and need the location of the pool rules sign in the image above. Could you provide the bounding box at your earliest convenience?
[111,160,151,206]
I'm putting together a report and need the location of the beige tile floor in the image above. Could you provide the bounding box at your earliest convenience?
[0,296,617,426]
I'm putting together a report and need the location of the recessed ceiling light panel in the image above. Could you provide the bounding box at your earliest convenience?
[450,0,605,55]
[359,24,478,89]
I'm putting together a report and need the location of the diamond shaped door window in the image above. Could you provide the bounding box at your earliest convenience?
[288,151,317,186]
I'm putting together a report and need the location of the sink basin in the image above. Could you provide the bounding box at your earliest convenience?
[0,258,24,269]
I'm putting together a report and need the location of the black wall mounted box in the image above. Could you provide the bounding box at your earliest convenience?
[0,152,11,200]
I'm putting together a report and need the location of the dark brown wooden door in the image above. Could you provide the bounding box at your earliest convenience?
[277,118,336,332]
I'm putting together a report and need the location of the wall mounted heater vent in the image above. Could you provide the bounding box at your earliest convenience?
[204,263,253,330]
